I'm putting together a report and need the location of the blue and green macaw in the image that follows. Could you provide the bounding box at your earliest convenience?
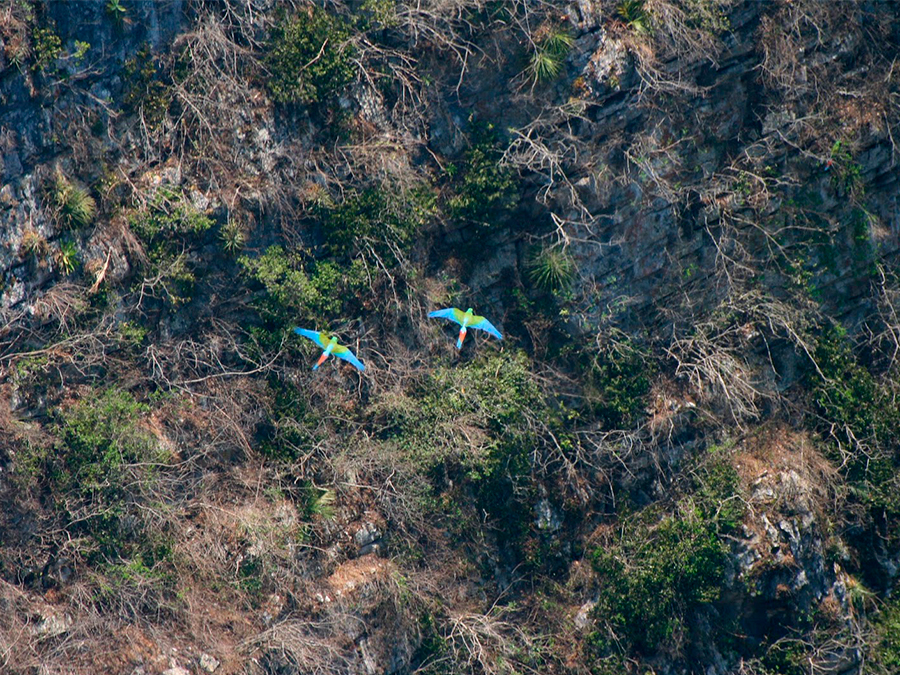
[428,307,502,349]
[293,328,365,372]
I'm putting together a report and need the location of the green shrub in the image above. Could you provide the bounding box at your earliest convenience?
[806,325,900,512]
[123,46,172,126]
[32,26,62,71]
[50,173,96,229]
[376,353,544,553]
[591,511,727,654]
[315,185,433,261]
[128,187,213,306]
[447,122,518,229]
[265,7,356,105]
[220,219,246,255]
[581,339,654,429]
[53,388,158,498]
[870,597,900,672]
[617,0,651,34]
[240,245,360,324]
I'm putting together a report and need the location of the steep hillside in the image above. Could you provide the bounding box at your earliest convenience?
[1,1,900,674]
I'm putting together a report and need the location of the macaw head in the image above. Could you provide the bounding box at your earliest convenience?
[328,336,338,346]
[465,308,473,316]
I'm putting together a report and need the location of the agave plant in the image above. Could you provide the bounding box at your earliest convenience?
[51,172,96,229]
[529,27,575,84]
[220,219,246,255]
[527,244,576,292]
[617,0,651,34]
[56,240,80,275]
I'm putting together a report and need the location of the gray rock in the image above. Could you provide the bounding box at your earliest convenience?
[199,653,219,673]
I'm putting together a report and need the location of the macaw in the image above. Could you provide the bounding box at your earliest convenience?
[293,328,365,372]
[428,307,502,349]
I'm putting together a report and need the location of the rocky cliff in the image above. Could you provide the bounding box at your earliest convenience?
[1,1,900,674]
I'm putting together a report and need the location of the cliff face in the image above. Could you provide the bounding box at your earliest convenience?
[1,1,900,674]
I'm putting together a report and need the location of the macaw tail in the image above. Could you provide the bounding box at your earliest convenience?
[457,328,467,350]
[313,352,329,370]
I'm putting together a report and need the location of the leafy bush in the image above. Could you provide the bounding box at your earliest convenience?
[377,353,544,553]
[123,46,172,126]
[617,0,651,34]
[591,511,726,654]
[589,457,740,656]
[265,7,356,105]
[870,597,900,672]
[447,122,518,229]
[581,339,654,429]
[32,26,62,71]
[315,185,433,261]
[241,245,363,325]
[129,186,213,306]
[806,325,900,513]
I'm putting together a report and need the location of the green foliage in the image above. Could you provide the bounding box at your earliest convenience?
[806,325,900,514]
[591,511,727,654]
[55,240,79,276]
[50,172,97,229]
[123,46,172,126]
[870,597,900,672]
[447,123,518,229]
[828,140,864,197]
[129,186,213,306]
[527,244,575,292]
[106,0,127,21]
[73,40,91,63]
[265,7,356,105]
[528,26,574,83]
[220,219,246,255]
[617,0,651,34]
[581,339,654,429]
[589,457,740,656]
[241,246,363,326]
[53,388,158,498]
[377,353,543,553]
[32,26,62,71]
[315,185,433,261]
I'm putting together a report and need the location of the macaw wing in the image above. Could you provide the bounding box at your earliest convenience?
[428,308,466,325]
[470,315,503,340]
[333,344,365,371]
[293,327,328,349]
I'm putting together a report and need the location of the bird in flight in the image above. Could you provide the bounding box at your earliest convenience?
[293,328,365,372]
[428,307,502,349]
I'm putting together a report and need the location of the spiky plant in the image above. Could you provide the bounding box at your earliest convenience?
[20,230,48,259]
[51,173,96,229]
[617,0,651,34]
[56,240,79,275]
[220,220,246,255]
[309,488,336,520]
[529,27,574,84]
[527,245,576,292]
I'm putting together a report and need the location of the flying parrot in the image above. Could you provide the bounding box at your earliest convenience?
[293,328,366,372]
[428,307,502,349]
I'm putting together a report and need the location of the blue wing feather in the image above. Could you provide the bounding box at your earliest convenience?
[293,327,327,349]
[470,316,503,340]
[428,308,463,326]
[334,347,365,371]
